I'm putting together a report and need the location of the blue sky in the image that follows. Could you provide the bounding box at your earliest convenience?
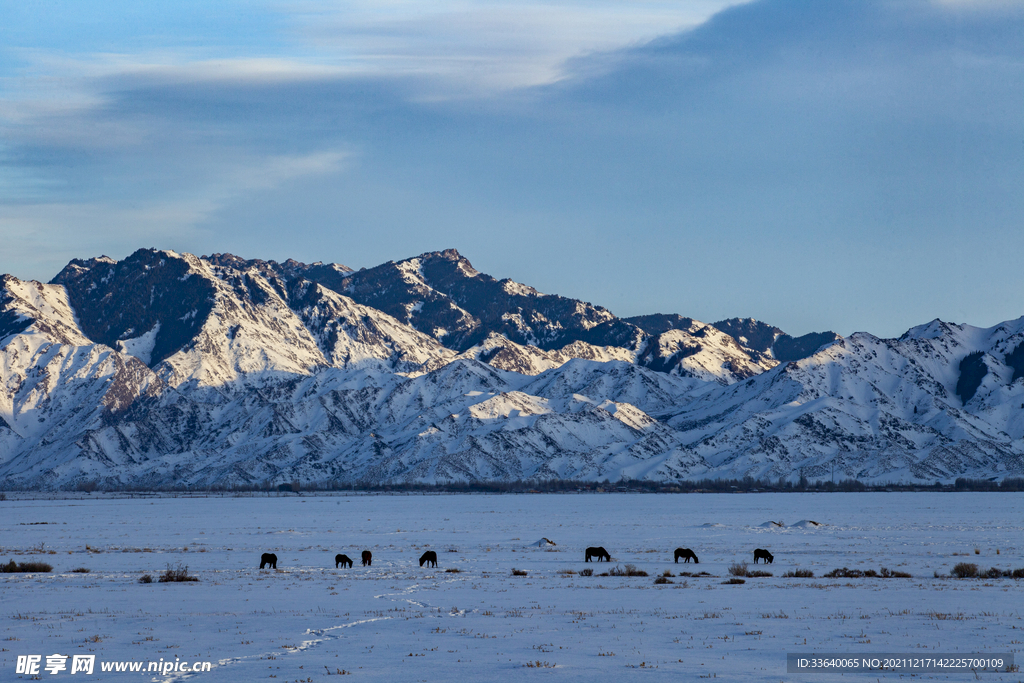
[1,0,1022,338]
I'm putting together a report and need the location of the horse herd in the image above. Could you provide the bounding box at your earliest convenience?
[586,547,774,565]
[258,547,774,569]
[259,550,437,569]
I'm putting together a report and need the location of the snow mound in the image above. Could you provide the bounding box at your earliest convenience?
[117,323,161,365]
[699,523,725,528]
[791,520,825,528]
[530,537,557,547]
[758,521,785,528]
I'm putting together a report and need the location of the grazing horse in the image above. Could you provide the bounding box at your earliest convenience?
[753,548,774,564]
[674,548,699,564]
[335,554,353,569]
[361,550,372,567]
[260,553,277,569]
[419,551,438,567]
[585,546,611,562]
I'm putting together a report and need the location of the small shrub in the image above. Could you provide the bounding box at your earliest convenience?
[784,569,814,578]
[951,562,978,579]
[926,611,966,620]
[983,567,1007,579]
[974,548,980,555]
[158,563,198,583]
[511,568,528,577]
[557,569,576,576]
[445,568,462,573]
[728,562,771,578]
[722,578,745,585]
[677,571,712,577]
[653,576,673,585]
[139,574,153,584]
[578,568,593,577]
[880,567,912,578]
[71,567,90,573]
[608,564,647,577]
[661,570,674,578]
[728,562,749,577]
[822,566,912,579]
[824,567,864,579]
[1012,568,1024,579]
[0,560,52,573]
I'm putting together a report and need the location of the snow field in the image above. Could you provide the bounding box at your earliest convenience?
[1,493,1022,681]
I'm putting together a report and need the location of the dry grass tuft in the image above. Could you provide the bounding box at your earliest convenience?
[729,562,748,577]
[158,563,198,583]
[825,567,864,578]
[0,560,52,573]
[880,567,912,578]
[784,569,814,578]
[730,562,771,578]
[951,562,978,579]
[608,564,648,577]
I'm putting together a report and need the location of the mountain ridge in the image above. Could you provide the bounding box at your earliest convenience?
[0,247,1019,489]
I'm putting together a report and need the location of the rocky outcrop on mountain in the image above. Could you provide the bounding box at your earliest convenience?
[2,248,1024,489]
[662,317,1024,482]
[0,274,163,482]
[637,321,777,383]
[772,331,843,362]
[413,332,636,377]
[312,249,618,352]
[287,279,454,373]
[713,317,841,362]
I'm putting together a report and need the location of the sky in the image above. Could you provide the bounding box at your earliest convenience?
[0,0,1022,338]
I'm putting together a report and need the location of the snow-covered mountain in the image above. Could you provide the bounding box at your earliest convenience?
[2,248,1023,489]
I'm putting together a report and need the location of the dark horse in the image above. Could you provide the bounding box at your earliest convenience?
[753,548,774,564]
[419,551,438,567]
[335,554,353,569]
[260,553,277,569]
[673,548,699,564]
[585,546,610,562]
[361,550,372,566]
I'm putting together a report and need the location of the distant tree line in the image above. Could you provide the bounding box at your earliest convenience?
[203,475,1024,494]
[40,475,1024,494]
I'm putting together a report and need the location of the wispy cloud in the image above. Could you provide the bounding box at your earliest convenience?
[0,0,1022,337]
[0,147,349,279]
[281,1,753,92]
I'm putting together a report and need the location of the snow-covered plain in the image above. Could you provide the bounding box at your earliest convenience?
[1,493,1022,681]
